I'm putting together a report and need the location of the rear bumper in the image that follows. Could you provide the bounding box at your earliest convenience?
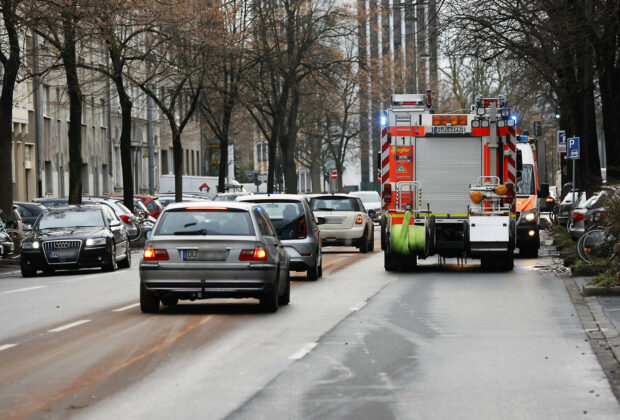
[319,225,365,241]
[139,262,277,299]
[284,245,315,272]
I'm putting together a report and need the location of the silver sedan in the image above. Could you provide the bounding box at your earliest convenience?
[139,201,290,313]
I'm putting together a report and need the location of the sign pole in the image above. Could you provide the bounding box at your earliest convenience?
[572,159,576,213]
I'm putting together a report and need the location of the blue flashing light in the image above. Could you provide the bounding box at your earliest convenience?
[517,135,529,143]
[380,115,387,126]
[510,115,518,123]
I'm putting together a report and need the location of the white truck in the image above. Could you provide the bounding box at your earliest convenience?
[159,175,245,199]
[379,94,518,271]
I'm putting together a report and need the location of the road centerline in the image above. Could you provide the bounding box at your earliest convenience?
[288,342,318,360]
[112,303,140,312]
[1,286,47,295]
[48,320,91,333]
[0,344,17,352]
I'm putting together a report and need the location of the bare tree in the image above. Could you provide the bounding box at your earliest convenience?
[0,0,22,224]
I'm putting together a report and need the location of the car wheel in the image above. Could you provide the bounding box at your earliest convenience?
[21,265,36,277]
[278,272,290,306]
[260,271,280,313]
[384,234,396,271]
[118,244,131,269]
[103,244,118,272]
[140,283,160,313]
[380,215,387,250]
[161,296,178,306]
[359,229,369,253]
[317,248,323,278]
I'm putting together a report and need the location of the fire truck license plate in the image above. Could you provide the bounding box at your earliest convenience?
[433,126,465,134]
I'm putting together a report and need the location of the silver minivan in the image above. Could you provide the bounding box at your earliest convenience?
[237,194,322,280]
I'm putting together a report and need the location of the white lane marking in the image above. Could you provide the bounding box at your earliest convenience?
[48,319,91,333]
[0,344,17,352]
[112,303,139,312]
[289,342,318,360]
[1,285,47,295]
[350,301,367,312]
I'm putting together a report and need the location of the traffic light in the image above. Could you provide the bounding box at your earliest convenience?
[554,113,560,119]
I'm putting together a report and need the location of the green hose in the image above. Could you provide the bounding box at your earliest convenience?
[390,211,425,255]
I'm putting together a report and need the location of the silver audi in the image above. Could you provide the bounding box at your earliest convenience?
[139,201,290,313]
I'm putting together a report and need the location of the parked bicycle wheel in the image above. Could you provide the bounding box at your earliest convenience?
[5,229,24,259]
[577,228,613,263]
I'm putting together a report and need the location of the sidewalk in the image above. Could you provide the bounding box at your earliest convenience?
[540,230,620,400]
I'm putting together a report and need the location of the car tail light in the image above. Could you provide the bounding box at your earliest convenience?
[355,214,363,224]
[120,214,132,225]
[143,248,169,261]
[382,184,392,204]
[546,198,554,202]
[572,212,585,221]
[239,248,267,261]
[298,218,307,239]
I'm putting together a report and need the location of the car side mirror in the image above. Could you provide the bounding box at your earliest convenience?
[538,183,549,198]
[368,209,376,219]
[316,217,326,225]
[145,230,152,239]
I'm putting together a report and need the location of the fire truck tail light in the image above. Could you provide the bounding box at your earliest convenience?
[458,115,467,125]
[432,115,440,125]
[382,184,392,204]
[433,115,468,126]
[470,191,484,203]
[494,185,508,195]
[440,115,450,125]
[355,214,363,224]
[481,120,490,128]
[471,120,480,128]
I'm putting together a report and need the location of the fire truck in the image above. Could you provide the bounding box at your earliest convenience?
[515,136,549,257]
[379,94,518,271]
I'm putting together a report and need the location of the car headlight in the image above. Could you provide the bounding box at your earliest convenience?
[524,212,535,222]
[22,240,40,250]
[85,238,107,247]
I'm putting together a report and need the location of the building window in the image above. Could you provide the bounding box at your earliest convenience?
[161,150,168,174]
[100,99,107,127]
[42,85,50,117]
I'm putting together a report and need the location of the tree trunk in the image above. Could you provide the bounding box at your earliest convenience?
[217,97,233,193]
[114,76,134,212]
[169,123,183,203]
[0,0,20,224]
[61,17,83,205]
[280,82,299,194]
[310,135,322,193]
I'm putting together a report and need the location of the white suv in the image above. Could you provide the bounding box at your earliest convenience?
[308,194,374,253]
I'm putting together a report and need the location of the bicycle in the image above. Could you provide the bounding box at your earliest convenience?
[0,217,24,260]
[577,226,616,263]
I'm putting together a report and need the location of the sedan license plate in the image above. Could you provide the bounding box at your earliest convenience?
[433,126,465,135]
[183,249,227,261]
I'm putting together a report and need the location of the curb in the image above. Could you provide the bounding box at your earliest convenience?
[583,286,620,296]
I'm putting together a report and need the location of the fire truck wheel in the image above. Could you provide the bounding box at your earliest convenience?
[384,236,396,271]
[503,252,515,270]
[369,228,375,252]
[380,217,387,250]
[360,229,369,253]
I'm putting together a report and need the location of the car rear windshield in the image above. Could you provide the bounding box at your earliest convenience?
[37,208,104,229]
[311,197,358,212]
[255,201,306,240]
[145,199,162,210]
[155,208,255,236]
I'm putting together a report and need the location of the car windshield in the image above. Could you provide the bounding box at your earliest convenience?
[516,164,536,195]
[36,208,104,229]
[353,192,380,203]
[311,197,357,212]
[155,208,255,236]
[254,201,305,240]
[145,199,162,210]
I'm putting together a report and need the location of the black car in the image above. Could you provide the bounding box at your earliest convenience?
[15,202,45,230]
[20,205,131,277]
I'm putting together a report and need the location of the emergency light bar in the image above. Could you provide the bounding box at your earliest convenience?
[432,115,467,126]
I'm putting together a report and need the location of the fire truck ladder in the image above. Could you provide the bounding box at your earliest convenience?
[393,113,422,212]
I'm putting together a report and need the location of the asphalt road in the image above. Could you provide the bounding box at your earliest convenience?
[1,228,619,419]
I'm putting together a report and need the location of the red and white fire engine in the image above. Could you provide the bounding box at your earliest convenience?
[379,94,518,271]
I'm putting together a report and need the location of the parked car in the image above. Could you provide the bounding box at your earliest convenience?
[308,194,374,252]
[33,197,72,207]
[139,201,290,313]
[349,191,381,222]
[238,194,322,280]
[14,202,45,231]
[213,192,248,202]
[539,188,557,213]
[83,197,140,239]
[20,205,131,276]
[158,194,207,208]
[109,194,163,219]
[584,188,616,232]
[557,192,586,226]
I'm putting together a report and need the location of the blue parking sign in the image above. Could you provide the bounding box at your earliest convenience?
[567,137,580,159]
[557,130,566,152]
